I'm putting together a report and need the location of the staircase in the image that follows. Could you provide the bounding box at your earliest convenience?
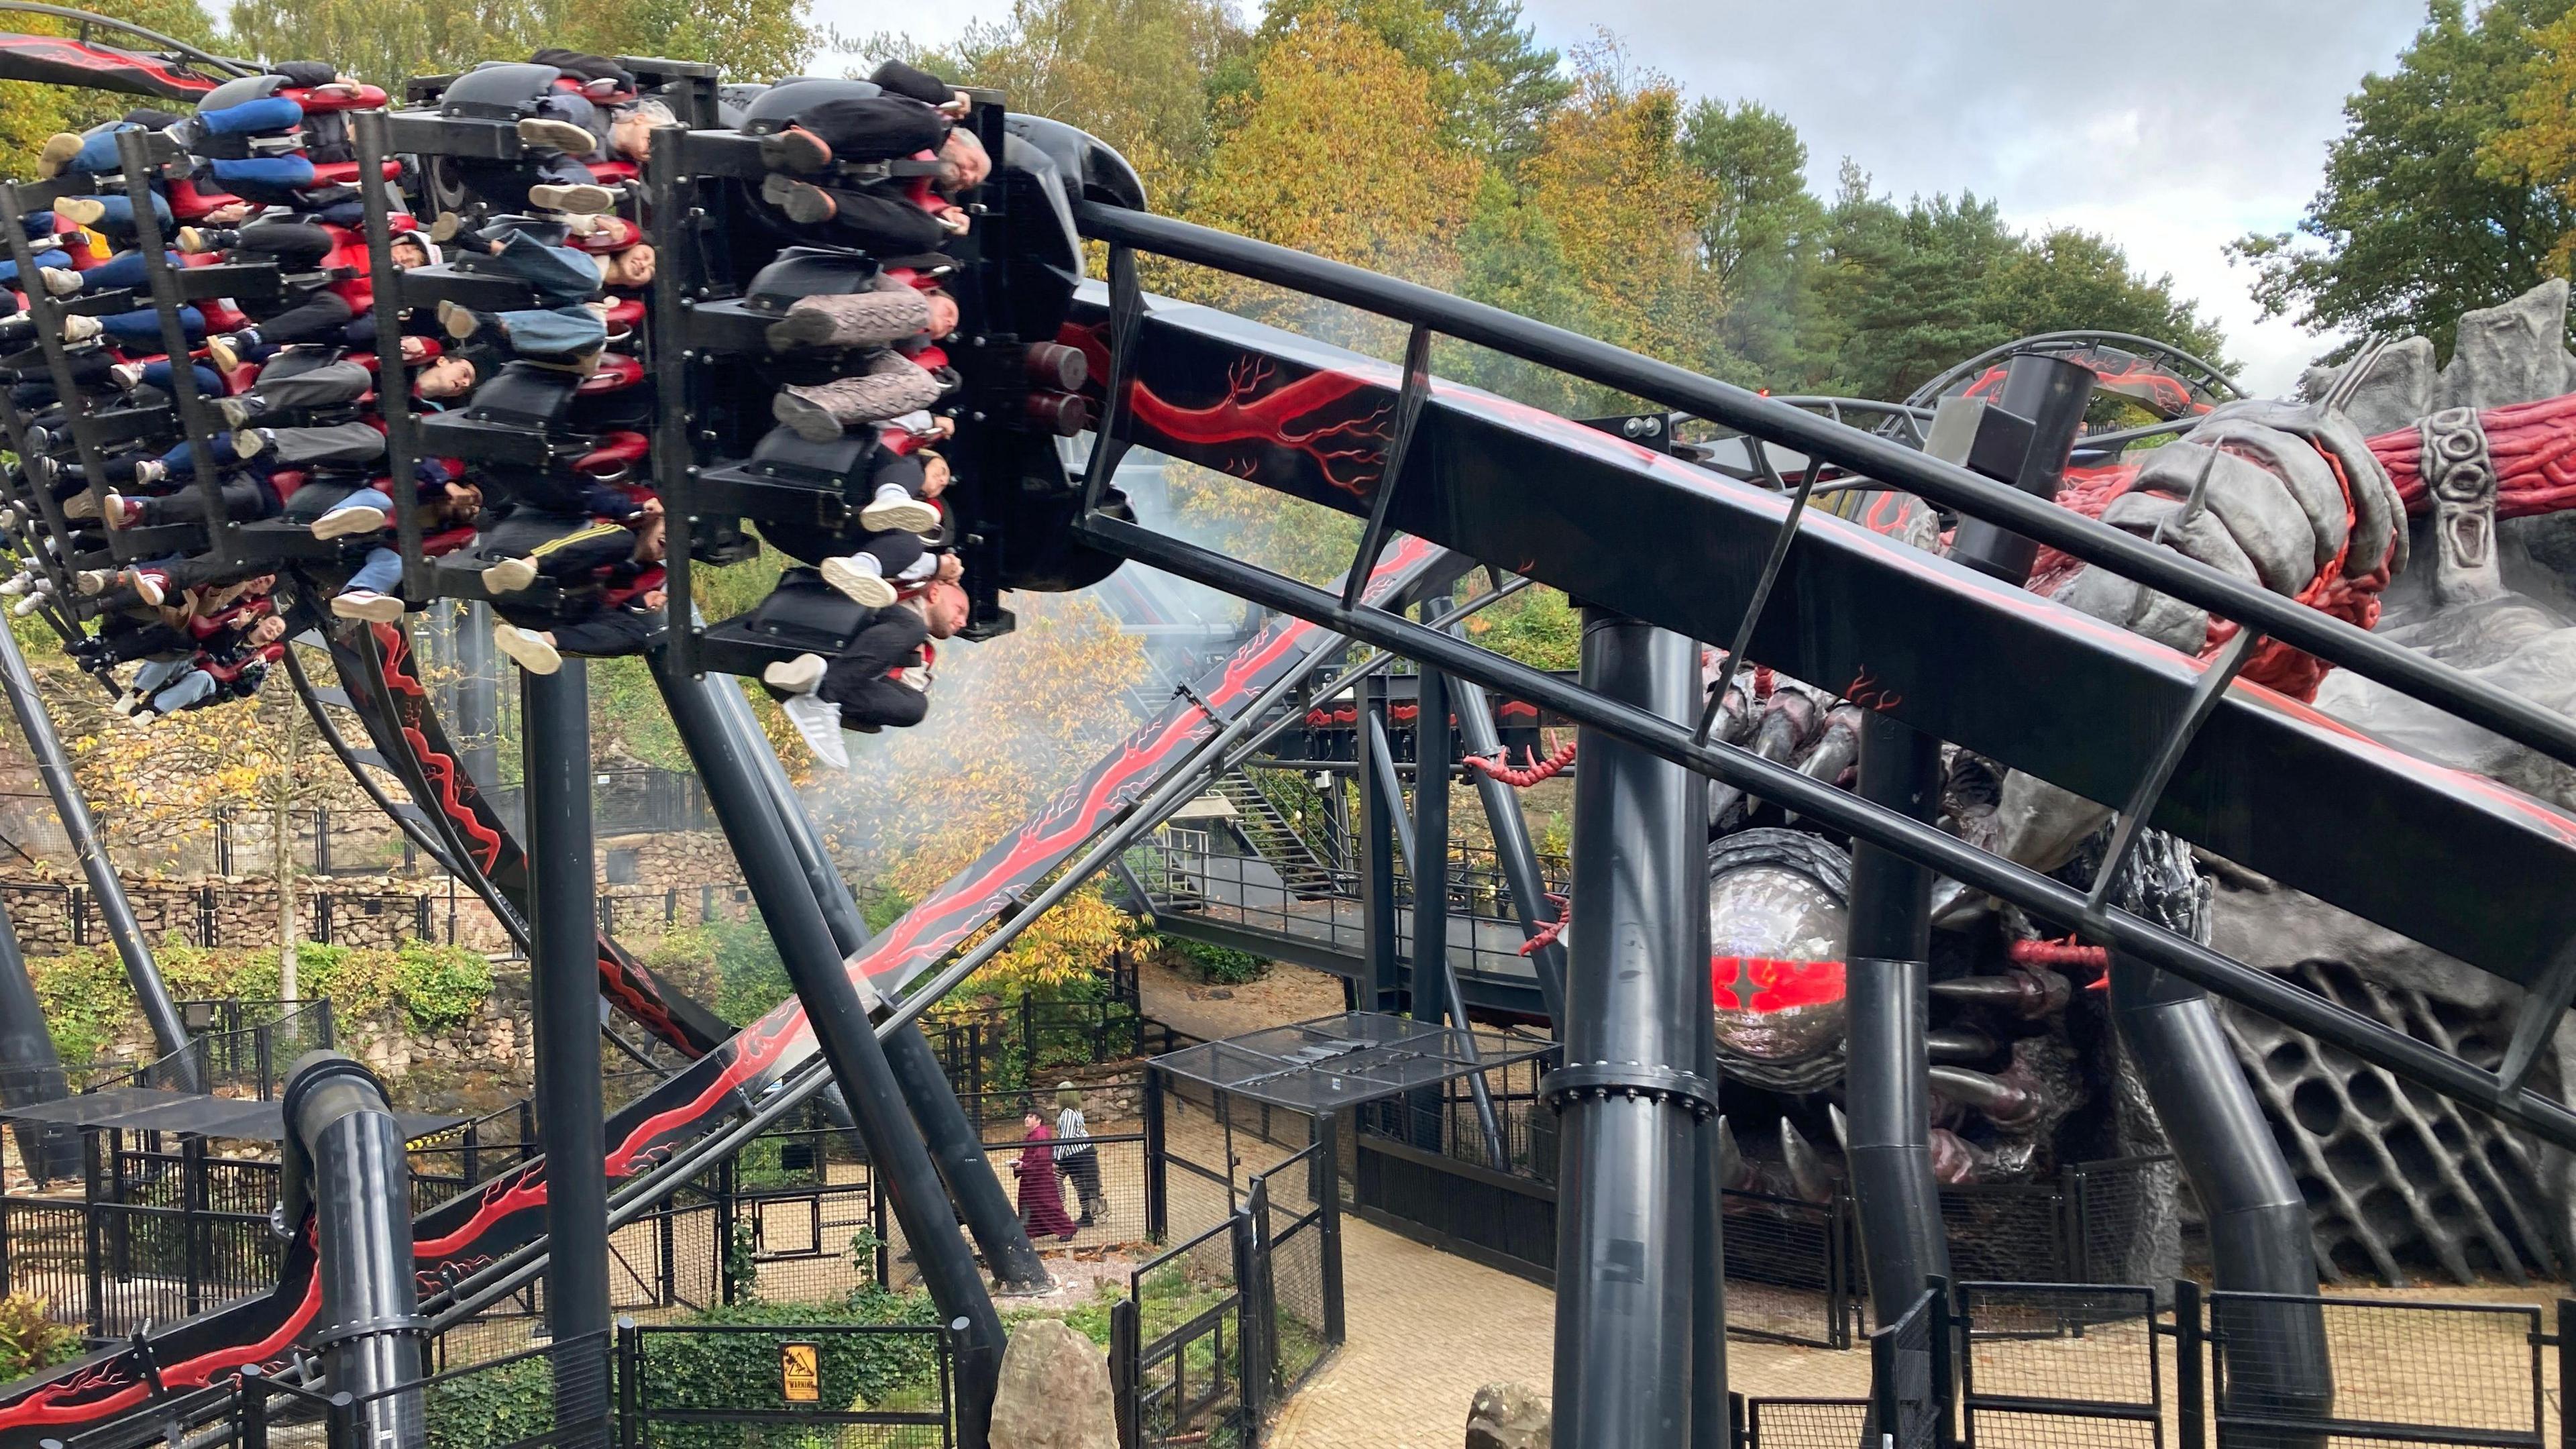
[1214,768,1340,898]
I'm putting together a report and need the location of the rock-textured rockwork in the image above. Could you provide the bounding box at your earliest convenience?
[1464,1382,1550,1449]
[2273,277,2576,1281]
[989,1319,1118,1449]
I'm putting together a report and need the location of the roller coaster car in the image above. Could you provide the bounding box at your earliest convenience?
[696,564,878,676]
[937,117,1139,619]
[398,261,537,313]
[679,246,922,355]
[233,475,390,560]
[694,424,874,526]
[416,360,584,465]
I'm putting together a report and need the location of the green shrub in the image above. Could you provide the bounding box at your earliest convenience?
[1159,936,1268,985]
[392,941,493,1032]
[27,938,493,1063]
[423,1350,553,1449]
[635,1293,945,1449]
[0,1293,78,1382]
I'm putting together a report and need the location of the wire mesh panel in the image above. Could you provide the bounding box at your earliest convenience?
[1743,1397,1869,1449]
[741,1181,879,1307]
[2068,1158,2182,1287]
[1723,1189,1854,1348]
[2209,1291,2546,1448]
[1249,1144,1338,1396]
[1127,1218,1246,1447]
[1957,1283,2161,1449]
[625,1321,952,1449]
[405,1329,616,1449]
[1870,1287,1944,1449]
[1937,1184,2068,1285]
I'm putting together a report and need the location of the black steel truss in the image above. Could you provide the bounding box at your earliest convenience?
[1057,203,2576,1154]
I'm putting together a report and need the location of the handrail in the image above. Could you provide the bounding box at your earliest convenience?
[0,1,254,75]
[1073,201,2576,784]
[1901,328,2245,409]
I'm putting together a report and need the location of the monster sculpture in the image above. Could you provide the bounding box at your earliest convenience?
[1707,286,2576,1284]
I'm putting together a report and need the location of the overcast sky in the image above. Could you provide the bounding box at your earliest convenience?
[815,1,2438,394]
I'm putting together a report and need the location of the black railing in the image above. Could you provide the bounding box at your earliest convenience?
[1344,1089,2170,1352]
[1107,1133,1345,1448]
[485,767,716,840]
[622,1319,955,1449]
[920,962,1146,1099]
[1737,1279,2572,1449]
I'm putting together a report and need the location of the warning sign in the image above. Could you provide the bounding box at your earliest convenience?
[780,1342,820,1403]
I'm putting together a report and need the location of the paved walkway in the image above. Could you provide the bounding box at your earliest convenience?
[1269,1212,1870,1448]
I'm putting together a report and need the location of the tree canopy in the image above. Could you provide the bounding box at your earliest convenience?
[2235,0,2576,362]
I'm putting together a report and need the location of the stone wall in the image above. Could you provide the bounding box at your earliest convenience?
[0,824,775,955]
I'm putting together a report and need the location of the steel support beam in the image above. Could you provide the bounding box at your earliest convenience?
[649,655,1004,1444]
[1450,671,1568,1028]
[282,1053,425,1449]
[1360,678,1403,1013]
[709,678,1053,1294]
[0,622,195,1085]
[1068,513,2576,1150]
[0,894,74,1183]
[523,663,609,1449]
[1550,614,1715,1448]
[2112,956,2332,1442]
[1843,712,1949,1321]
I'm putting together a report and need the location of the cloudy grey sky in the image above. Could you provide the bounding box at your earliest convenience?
[815,1,2438,393]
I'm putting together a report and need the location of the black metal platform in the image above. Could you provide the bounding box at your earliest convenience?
[1150,1012,1550,1113]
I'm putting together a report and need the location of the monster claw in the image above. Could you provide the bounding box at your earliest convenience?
[1828,1102,1849,1153]
[1929,1065,2040,1130]
[1925,1027,1998,1061]
[1929,1126,1979,1185]
[1779,1118,1833,1203]
[1717,1116,1750,1190]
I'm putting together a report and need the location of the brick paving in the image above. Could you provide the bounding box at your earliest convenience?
[1156,1085,1869,1448]
[1267,1209,1870,1448]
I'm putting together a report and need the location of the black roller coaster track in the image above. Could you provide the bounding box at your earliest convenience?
[0,535,1454,1449]
[1050,199,2576,1152]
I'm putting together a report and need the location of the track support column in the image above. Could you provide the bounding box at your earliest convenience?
[0,623,195,1086]
[1548,612,1717,1448]
[709,678,1053,1293]
[524,663,610,1449]
[650,657,1005,1444]
[1359,675,1403,1012]
[2112,953,2332,1439]
[0,895,74,1183]
[1843,713,1949,1321]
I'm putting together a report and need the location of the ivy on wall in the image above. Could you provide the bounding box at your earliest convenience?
[27,939,494,1063]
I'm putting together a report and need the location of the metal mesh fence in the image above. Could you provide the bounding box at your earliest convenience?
[1961,1283,2160,1409]
[1935,1184,2068,1285]
[1722,1189,1853,1348]
[738,1181,878,1307]
[1743,1397,1869,1449]
[1958,1282,2161,1448]
[1127,1218,1246,1447]
[2072,1157,2184,1287]
[626,1322,951,1449]
[1870,1287,1942,1449]
[406,1330,615,1449]
[2210,1293,2545,1444]
[1249,1144,1334,1397]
